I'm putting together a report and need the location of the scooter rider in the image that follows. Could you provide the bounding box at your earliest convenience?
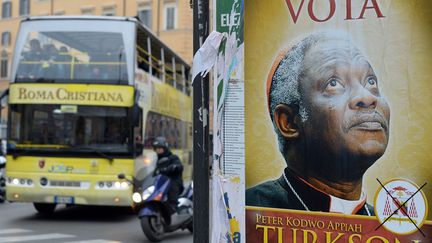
[152,137,184,213]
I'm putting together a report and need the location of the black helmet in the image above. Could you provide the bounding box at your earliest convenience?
[152,136,168,149]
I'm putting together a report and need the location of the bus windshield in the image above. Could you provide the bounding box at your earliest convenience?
[12,20,134,84]
[8,104,132,154]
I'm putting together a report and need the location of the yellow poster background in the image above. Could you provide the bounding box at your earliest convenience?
[245,0,432,219]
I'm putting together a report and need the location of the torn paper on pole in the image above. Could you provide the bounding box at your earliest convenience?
[215,33,243,112]
[212,172,243,243]
[192,31,225,83]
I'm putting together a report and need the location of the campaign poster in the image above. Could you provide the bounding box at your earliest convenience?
[245,0,432,242]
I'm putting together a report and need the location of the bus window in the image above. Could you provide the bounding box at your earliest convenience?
[15,32,128,84]
[13,18,135,85]
[9,104,132,153]
[143,111,189,150]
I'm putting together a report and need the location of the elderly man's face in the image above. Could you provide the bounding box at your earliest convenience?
[299,40,390,168]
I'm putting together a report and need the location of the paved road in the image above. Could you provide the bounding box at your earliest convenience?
[0,202,192,243]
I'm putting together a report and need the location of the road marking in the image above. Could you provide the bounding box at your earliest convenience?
[0,229,32,235]
[63,240,122,243]
[0,233,75,242]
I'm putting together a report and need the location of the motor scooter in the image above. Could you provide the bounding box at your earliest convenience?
[118,171,193,242]
[0,154,6,203]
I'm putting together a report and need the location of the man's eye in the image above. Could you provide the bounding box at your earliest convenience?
[324,78,344,92]
[329,79,337,87]
[366,77,377,87]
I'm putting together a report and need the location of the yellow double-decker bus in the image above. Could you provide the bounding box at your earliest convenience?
[4,16,192,213]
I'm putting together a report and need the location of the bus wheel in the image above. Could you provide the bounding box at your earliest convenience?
[33,203,56,214]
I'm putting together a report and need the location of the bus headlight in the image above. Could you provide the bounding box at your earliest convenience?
[132,192,142,203]
[7,177,34,187]
[96,181,128,190]
[120,182,129,189]
[142,186,155,201]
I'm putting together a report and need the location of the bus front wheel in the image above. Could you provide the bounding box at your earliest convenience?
[33,203,56,214]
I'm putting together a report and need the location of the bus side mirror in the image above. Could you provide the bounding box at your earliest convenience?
[132,104,141,127]
[135,143,143,156]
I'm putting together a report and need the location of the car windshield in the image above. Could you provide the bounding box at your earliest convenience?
[8,104,132,153]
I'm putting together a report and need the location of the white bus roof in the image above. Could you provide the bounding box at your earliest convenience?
[22,15,138,23]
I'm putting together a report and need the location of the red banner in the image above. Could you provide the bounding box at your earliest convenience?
[246,207,431,242]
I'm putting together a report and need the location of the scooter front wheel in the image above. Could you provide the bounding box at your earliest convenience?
[141,215,165,242]
[187,222,193,234]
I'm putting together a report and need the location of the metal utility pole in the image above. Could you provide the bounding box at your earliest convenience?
[192,0,210,242]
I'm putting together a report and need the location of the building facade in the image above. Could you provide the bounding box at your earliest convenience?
[0,0,193,86]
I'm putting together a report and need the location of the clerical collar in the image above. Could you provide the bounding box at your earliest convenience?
[329,191,367,214]
[280,168,369,215]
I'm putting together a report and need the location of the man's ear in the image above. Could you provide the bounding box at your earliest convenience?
[274,104,300,139]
